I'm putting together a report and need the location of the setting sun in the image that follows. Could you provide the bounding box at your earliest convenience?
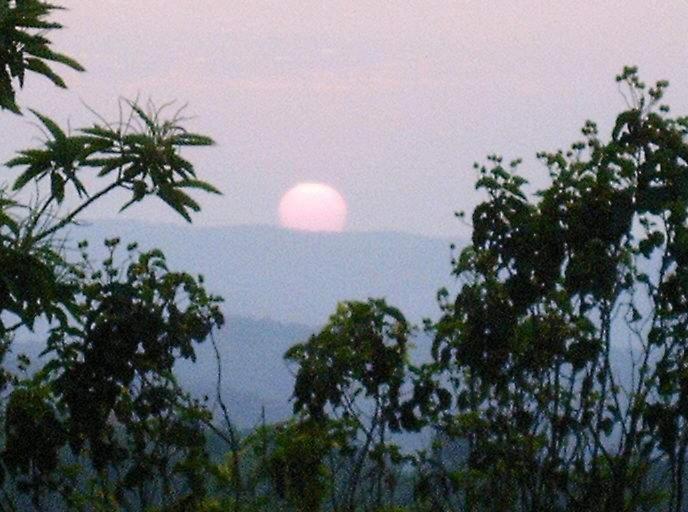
[278,182,347,232]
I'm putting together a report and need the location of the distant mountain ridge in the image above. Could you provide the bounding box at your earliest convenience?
[12,221,637,433]
[74,220,463,326]
[176,314,313,426]
[14,220,461,427]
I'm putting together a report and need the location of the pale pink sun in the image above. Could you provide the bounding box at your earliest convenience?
[278,183,348,232]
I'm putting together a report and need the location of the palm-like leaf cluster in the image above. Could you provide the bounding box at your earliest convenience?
[7,102,220,232]
[0,0,83,113]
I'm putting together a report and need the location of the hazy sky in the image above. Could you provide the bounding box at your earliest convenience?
[3,1,688,237]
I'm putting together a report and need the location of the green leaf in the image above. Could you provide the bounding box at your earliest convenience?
[170,133,215,146]
[50,173,65,203]
[24,58,67,88]
[26,46,84,72]
[155,188,193,222]
[612,110,640,141]
[0,90,21,114]
[0,212,19,236]
[128,102,156,133]
[12,19,62,30]
[79,125,121,140]
[121,133,151,146]
[175,179,221,194]
[5,155,33,167]
[168,188,201,212]
[13,164,50,190]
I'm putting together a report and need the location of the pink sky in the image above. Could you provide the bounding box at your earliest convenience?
[3,1,688,237]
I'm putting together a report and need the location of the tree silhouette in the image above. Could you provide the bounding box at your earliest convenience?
[286,299,412,511]
[0,2,224,509]
[1,0,84,113]
[410,67,688,511]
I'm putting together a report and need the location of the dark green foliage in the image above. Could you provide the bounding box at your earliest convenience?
[180,67,688,512]
[0,3,225,509]
[0,0,83,113]
[267,420,335,512]
[250,68,688,512]
[0,241,224,506]
[7,103,219,230]
[287,299,409,425]
[4,383,65,484]
[286,299,412,511]
[404,67,688,511]
[0,235,73,335]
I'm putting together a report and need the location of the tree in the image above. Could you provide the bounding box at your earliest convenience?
[0,2,225,509]
[4,242,224,509]
[286,299,412,511]
[409,67,688,511]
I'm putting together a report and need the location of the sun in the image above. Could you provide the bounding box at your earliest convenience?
[278,182,348,232]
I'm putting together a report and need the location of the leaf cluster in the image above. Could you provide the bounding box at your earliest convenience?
[2,240,224,507]
[7,102,220,228]
[0,0,83,113]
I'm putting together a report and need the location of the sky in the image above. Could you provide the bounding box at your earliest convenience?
[3,1,688,238]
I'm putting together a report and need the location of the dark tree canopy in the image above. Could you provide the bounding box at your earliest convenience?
[0,0,83,113]
[411,68,688,511]
[0,2,227,510]
[277,68,688,512]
